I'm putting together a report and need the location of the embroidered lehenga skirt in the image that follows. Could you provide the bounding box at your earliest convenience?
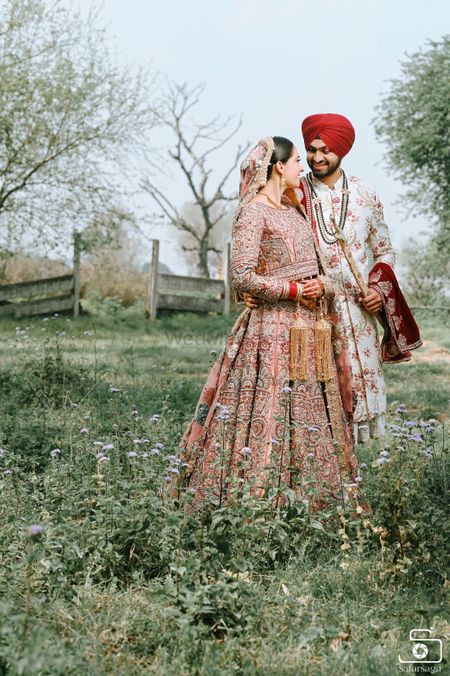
[179,299,358,511]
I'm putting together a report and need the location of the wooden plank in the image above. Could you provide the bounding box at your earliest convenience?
[0,274,73,301]
[158,273,224,296]
[73,232,81,318]
[158,292,223,314]
[148,239,159,320]
[0,294,74,318]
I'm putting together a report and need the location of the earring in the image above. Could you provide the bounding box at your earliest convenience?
[281,175,286,189]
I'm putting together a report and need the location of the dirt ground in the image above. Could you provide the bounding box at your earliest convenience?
[411,339,450,364]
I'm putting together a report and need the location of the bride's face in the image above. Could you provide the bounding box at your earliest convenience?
[282,146,304,188]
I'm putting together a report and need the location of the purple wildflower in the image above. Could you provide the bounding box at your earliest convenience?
[28,524,43,538]
[128,451,138,458]
[240,447,252,456]
[216,404,230,422]
[376,457,388,465]
[110,386,122,394]
[281,386,293,394]
[50,448,61,458]
[80,427,89,434]
[390,424,404,432]
[102,444,114,451]
[409,434,423,443]
[150,448,160,456]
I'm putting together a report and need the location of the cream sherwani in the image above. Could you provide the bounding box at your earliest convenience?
[306,173,395,443]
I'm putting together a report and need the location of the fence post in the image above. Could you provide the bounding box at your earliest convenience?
[223,242,231,315]
[148,239,160,320]
[73,231,81,318]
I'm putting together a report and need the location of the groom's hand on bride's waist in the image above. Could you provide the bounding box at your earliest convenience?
[242,292,261,309]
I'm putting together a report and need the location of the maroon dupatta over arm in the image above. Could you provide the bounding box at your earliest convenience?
[368,262,422,363]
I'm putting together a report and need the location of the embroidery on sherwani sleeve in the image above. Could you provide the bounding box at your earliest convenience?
[367,190,396,268]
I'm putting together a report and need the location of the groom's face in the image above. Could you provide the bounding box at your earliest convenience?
[306,139,341,178]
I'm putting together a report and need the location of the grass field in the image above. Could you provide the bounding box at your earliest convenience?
[0,309,448,675]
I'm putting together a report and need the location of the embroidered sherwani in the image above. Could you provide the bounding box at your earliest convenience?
[180,201,357,511]
[303,174,395,443]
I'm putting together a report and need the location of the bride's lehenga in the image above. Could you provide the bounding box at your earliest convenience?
[179,200,358,511]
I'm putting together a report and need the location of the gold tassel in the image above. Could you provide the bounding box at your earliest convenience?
[289,317,309,381]
[314,315,333,382]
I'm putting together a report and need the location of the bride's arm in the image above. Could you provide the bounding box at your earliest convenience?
[230,204,301,303]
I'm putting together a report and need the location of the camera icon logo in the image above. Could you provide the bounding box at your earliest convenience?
[398,629,443,664]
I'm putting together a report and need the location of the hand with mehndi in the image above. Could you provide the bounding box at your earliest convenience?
[301,278,324,299]
[242,288,318,311]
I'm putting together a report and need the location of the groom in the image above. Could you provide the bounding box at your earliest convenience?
[242,113,421,443]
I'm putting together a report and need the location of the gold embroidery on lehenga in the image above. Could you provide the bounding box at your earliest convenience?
[180,200,357,511]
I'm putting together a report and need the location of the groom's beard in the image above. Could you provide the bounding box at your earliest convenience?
[308,156,341,178]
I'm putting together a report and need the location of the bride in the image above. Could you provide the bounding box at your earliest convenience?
[179,136,358,511]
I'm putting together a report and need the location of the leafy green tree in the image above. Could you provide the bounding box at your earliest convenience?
[374,35,450,225]
[374,36,450,303]
[0,0,156,260]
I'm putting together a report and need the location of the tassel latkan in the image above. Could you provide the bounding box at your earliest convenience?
[315,317,333,381]
[289,319,309,381]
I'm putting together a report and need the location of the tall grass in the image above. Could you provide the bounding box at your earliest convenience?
[0,312,448,675]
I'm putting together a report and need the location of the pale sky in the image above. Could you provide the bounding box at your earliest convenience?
[75,0,449,274]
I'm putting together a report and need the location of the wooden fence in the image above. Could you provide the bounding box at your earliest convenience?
[147,240,234,319]
[0,233,81,318]
[0,236,238,320]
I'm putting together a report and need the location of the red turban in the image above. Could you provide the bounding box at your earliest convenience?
[302,113,355,158]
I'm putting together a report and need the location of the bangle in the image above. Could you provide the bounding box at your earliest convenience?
[280,281,290,300]
[287,281,298,301]
[295,283,304,301]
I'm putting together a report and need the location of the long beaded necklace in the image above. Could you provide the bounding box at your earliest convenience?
[307,171,350,244]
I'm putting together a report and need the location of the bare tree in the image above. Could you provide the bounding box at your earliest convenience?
[176,201,233,276]
[142,82,249,278]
